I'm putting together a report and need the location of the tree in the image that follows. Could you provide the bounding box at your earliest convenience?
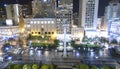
[110,39,118,45]
[103,66,110,69]
[54,39,60,46]
[71,40,75,46]
[80,64,89,69]
[23,64,31,69]
[13,64,20,69]
[41,64,49,69]
[32,64,39,69]
[82,36,88,42]
[91,66,98,69]
[99,37,107,43]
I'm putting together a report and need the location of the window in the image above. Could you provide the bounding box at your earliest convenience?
[32,32,34,34]
[52,32,54,34]
[30,21,33,24]
[48,32,51,34]
[35,32,37,34]
[34,21,37,24]
[45,32,47,34]
[38,32,40,34]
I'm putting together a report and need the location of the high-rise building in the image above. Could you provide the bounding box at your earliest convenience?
[105,0,120,43]
[22,2,32,18]
[57,0,73,8]
[105,0,120,20]
[0,6,6,20]
[32,0,56,18]
[73,12,79,26]
[56,0,73,34]
[5,4,22,25]
[79,0,99,30]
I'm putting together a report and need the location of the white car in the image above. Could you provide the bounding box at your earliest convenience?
[57,46,63,51]
[57,46,74,51]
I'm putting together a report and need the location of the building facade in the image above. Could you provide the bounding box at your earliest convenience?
[0,6,6,20]
[22,3,32,18]
[0,26,19,37]
[56,0,73,34]
[79,0,99,30]
[105,0,120,20]
[32,0,56,18]
[108,18,120,43]
[104,0,120,43]
[5,4,22,25]
[24,18,56,39]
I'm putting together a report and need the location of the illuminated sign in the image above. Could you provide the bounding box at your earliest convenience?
[6,19,13,26]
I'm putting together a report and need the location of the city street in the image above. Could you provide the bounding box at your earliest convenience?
[8,47,117,66]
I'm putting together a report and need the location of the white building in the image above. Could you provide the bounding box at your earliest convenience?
[5,4,22,25]
[0,26,20,38]
[79,0,99,30]
[71,25,84,42]
[105,1,120,20]
[56,9,72,34]
[56,0,73,34]
[104,1,120,43]
[108,18,120,43]
[24,18,56,39]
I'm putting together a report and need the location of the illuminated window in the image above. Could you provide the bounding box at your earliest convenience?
[30,21,33,24]
[51,21,54,24]
[48,21,50,24]
[37,21,40,24]
[44,21,47,24]
[34,21,37,24]
[41,21,43,24]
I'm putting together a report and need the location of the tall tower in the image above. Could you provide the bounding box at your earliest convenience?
[32,0,56,18]
[32,0,42,17]
[6,4,22,25]
[56,0,73,34]
[79,0,99,30]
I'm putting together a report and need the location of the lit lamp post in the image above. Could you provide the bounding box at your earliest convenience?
[62,20,69,57]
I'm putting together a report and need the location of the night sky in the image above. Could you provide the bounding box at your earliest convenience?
[0,0,111,17]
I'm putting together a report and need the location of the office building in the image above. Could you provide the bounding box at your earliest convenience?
[0,6,6,20]
[24,18,56,39]
[104,0,120,42]
[105,0,120,20]
[32,0,56,18]
[79,0,99,30]
[56,0,73,34]
[5,4,22,25]
[22,2,32,18]
[0,26,20,37]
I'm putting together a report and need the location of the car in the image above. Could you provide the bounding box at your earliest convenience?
[66,46,74,51]
[56,46,74,52]
[4,55,13,61]
[57,46,63,52]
